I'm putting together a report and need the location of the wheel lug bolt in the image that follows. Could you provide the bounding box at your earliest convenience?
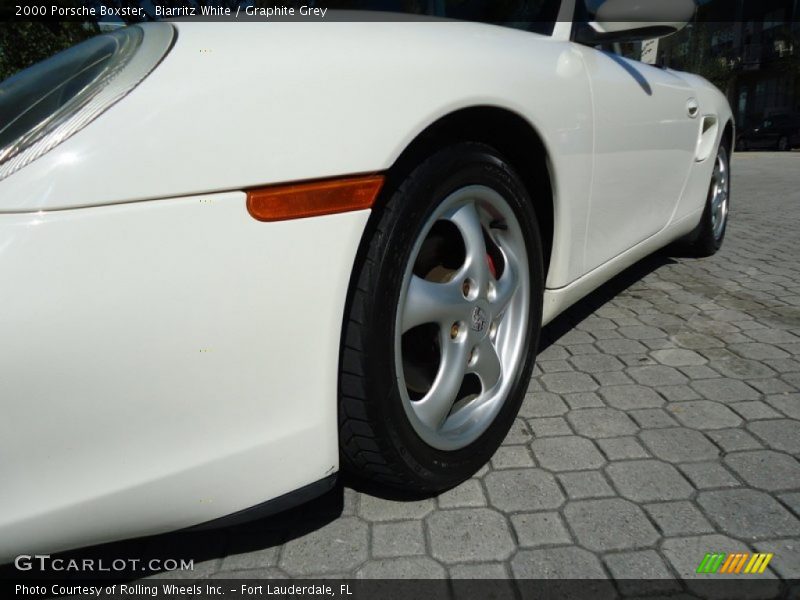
[450,323,460,339]
[462,280,471,298]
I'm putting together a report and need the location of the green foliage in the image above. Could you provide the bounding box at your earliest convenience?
[0,21,99,82]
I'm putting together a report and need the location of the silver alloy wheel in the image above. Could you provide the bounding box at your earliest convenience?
[710,147,730,241]
[394,185,530,451]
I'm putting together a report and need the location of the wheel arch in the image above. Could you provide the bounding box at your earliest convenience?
[381,106,556,280]
[722,119,734,153]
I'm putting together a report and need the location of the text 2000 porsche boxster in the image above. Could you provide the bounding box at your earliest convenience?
[0,0,732,559]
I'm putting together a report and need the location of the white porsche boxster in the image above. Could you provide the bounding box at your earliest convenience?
[0,0,733,560]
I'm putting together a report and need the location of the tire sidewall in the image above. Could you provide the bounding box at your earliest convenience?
[363,144,544,489]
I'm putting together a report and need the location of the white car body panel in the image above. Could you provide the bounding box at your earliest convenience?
[0,193,367,557]
[0,16,732,560]
[0,21,595,289]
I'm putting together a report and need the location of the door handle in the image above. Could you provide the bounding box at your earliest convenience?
[687,98,700,119]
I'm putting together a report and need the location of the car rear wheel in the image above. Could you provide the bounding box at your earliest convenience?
[778,136,790,151]
[689,144,730,257]
[338,143,543,492]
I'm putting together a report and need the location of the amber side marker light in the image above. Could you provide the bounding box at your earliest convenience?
[246,174,385,222]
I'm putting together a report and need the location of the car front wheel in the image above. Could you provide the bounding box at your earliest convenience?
[338,143,544,492]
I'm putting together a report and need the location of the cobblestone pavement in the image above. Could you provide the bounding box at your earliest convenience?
[131,152,800,591]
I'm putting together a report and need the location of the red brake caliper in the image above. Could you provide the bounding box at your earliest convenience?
[486,254,497,279]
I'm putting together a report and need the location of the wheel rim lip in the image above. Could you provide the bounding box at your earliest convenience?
[710,148,730,241]
[393,185,530,451]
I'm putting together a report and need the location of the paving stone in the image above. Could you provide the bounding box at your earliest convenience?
[564,498,659,551]
[511,512,572,547]
[618,325,667,340]
[749,420,800,453]
[502,419,533,445]
[780,492,800,515]
[746,328,800,344]
[708,357,777,379]
[597,437,650,460]
[679,462,741,489]
[606,460,693,501]
[563,392,605,409]
[697,489,800,539]
[730,401,783,420]
[628,365,689,386]
[557,330,596,345]
[557,471,615,499]
[540,372,598,394]
[748,378,796,394]
[484,469,564,512]
[528,417,572,438]
[640,428,720,462]
[599,385,664,410]
[437,479,487,508]
[567,408,638,438]
[673,332,725,349]
[593,371,635,386]
[568,354,625,373]
[629,408,680,429]
[651,348,708,366]
[372,521,426,558]
[604,550,681,595]
[679,365,723,379]
[427,509,515,564]
[492,446,535,469]
[539,359,573,373]
[725,450,800,491]
[576,316,618,332]
[730,342,790,360]
[519,392,568,418]
[358,495,435,522]
[764,393,800,419]
[537,344,570,361]
[706,428,764,452]
[657,384,702,402]
[220,534,281,571]
[530,436,606,471]
[449,563,508,578]
[621,354,658,367]
[356,557,446,579]
[566,343,601,355]
[279,517,368,575]
[596,338,649,355]
[510,547,612,585]
[754,540,800,579]
[691,378,761,402]
[783,371,800,390]
[666,401,743,430]
[645,501,715,535]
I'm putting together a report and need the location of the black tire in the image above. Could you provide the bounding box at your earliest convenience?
[778,136,790,151]
[338,143,544,492]
[689,144,731,257]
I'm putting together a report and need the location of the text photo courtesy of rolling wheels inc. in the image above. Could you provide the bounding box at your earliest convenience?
[1,0,800,599]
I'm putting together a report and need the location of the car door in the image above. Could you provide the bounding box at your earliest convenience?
[572,46,700,272]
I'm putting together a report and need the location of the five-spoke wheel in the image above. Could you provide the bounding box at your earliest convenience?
[339,143,543,491]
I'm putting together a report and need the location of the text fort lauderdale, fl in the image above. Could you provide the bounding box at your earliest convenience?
[155,5,329,18]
